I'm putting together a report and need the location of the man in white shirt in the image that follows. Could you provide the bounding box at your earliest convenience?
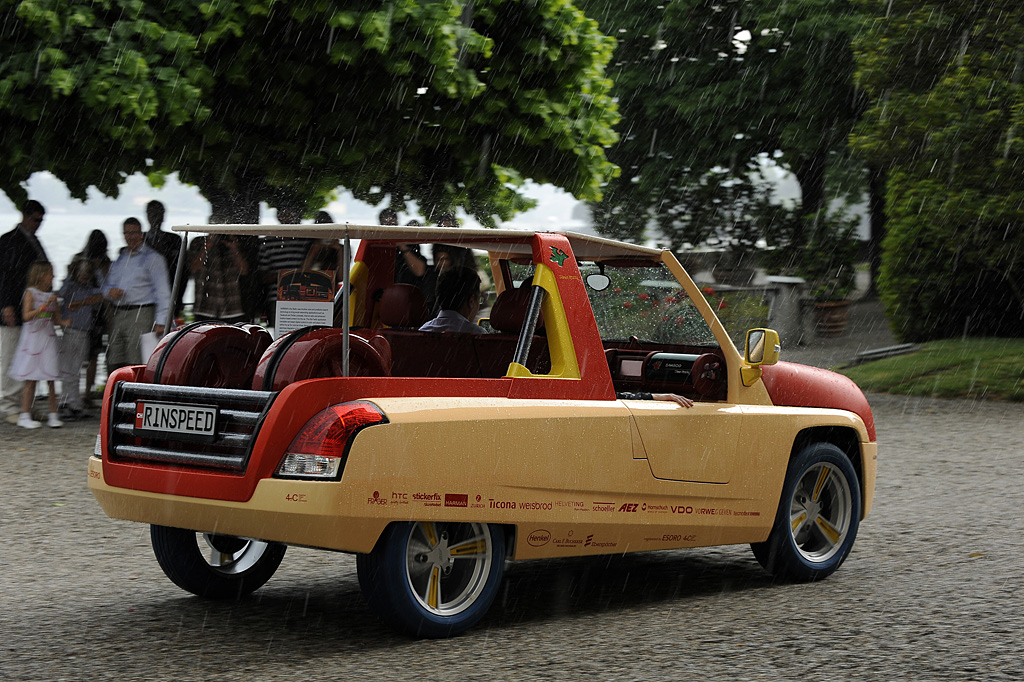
[418,266,486,334]
[103,218,171,371]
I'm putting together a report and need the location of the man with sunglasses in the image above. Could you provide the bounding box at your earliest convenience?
[0,200,49,421]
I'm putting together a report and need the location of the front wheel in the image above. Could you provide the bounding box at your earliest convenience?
[751,443,861,582]
[150,525,287,600]
[357,521,505,638]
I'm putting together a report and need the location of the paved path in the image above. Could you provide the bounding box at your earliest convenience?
[0,392,1021,680]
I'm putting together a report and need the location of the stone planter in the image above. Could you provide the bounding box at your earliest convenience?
[813,300,851,337]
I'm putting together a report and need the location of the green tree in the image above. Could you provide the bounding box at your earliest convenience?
[580,0,863,246]
[851,0,1024,339]
[2,0,620,225]
[0,0,212,204]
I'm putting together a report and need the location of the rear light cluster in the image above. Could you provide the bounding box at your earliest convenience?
[275,401,386,479]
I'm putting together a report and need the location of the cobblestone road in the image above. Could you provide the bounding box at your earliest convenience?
[0,393,1021,681]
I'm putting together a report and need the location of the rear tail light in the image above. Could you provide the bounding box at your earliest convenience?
[275,401,387,479]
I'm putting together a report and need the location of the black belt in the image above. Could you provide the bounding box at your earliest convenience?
[116,303,155,311]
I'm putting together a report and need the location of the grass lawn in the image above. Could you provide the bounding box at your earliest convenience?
[838,338,1024,401]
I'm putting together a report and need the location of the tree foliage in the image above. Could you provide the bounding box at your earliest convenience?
[0,0,212,203]
[851,0,1024,340]
[579,0,863,245]
[1,0,620,225]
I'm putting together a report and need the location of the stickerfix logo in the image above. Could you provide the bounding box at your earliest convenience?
[549,247,569,266]
[618,503,639,513]
[444,494,468,508]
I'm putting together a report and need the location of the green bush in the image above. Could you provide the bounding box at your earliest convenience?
[879,174,1024,342]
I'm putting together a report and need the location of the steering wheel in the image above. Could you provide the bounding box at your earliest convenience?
[691,352,727,398]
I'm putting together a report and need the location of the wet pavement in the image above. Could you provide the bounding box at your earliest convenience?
[1,392,1022,680]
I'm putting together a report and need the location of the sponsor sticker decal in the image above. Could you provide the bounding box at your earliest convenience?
[527,529,551,547]
[444,494,468,508]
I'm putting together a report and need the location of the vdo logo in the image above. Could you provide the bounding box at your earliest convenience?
[527,529,551,547]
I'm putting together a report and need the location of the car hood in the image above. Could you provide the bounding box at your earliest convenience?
[760,361,876,442]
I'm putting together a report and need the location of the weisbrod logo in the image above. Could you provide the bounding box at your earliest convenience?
[527,529,551,547]
[444,494,468,508]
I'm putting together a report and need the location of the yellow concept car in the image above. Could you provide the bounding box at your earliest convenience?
[89,225,877,637]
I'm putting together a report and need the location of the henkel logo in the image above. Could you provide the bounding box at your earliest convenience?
[618,503,639,512]
[527,529,551,547]
[444,494,468,508]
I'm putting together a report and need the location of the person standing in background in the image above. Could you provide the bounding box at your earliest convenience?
[189,233,250,324]
[8,261,68,429]
[57,257,102,420]
[77,230,111,407]
[103,218,170,372]
[302,210,341,274]
[257,206,313,326]
[0,200,48,423]
[144,200,183,315]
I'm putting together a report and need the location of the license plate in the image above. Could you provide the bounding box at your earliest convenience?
[134,401,218,439]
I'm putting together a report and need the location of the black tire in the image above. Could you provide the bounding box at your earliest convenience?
[751,443,861,582]
[357,521,505,638]
[150,525,287,600]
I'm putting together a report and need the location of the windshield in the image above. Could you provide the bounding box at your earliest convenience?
[582,264,719,347]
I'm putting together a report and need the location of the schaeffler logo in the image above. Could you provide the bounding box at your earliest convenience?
[444,494,468,508]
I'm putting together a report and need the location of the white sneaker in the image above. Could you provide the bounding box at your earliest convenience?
[17,413,41,429]
[47,413,64,429]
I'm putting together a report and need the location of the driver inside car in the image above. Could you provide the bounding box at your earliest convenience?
[418,266,487,334]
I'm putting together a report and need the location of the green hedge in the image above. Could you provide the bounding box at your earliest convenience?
[879,173,1024,342]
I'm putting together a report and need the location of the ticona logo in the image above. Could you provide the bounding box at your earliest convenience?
[618,503,639,512]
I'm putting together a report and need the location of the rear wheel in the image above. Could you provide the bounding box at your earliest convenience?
[150,525,287,600]
[357,521,505,638]
[751,443,861,582]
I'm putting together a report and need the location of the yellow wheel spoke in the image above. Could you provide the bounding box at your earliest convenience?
[790,511,808,533]
[816,516,842,544]
[449,538,487,557]
[426,565,440,609]
[812,466,831,501]
[421,521,438,547]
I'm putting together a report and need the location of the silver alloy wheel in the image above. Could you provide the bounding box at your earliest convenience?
[789,462,854,563]
[403,522,493,617]
[199,533,272,575]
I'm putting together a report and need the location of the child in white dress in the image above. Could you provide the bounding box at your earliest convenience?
[8,261,69,428]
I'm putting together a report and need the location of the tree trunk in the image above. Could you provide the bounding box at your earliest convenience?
[867,165,887,298]
[206,190,261,224]
[793,148,828,219]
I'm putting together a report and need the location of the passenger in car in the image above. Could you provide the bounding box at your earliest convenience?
[418,266,487,334]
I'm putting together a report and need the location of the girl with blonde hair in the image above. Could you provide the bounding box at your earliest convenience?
[8,261,69,428]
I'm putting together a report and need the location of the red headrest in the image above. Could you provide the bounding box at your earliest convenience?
[380,284,430,328]
[490,286,543,333]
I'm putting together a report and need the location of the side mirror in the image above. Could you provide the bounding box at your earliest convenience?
[585,273,610,291]
[741,328,781,386]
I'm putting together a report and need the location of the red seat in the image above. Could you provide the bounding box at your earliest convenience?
[380,284,430,328]
[474,286,550,377]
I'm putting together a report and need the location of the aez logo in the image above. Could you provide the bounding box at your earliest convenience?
[618,503,639,512]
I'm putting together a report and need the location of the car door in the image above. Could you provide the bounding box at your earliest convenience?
[623,401,743,483]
